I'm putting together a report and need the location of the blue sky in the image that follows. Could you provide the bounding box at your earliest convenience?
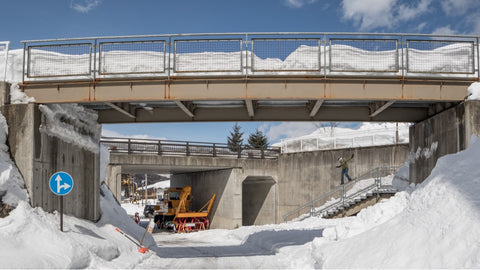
[3,0,480,144]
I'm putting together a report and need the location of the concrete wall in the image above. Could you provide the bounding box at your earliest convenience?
[277,144,409,220]
[409,101,480,184]
[0,104,100,221]
[106,165,122,203]
[169,158,279,229]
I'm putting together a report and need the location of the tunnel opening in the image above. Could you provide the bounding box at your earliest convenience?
[242,176,276,226]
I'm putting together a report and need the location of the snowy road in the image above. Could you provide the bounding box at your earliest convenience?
[150,229,323,258]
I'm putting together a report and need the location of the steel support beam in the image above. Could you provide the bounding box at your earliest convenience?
[245,100,254,118]
[174,100,195,118]
[369,100,395,118]
[309,99,324,118]
[21,78,470,103]
[104,102,136,119]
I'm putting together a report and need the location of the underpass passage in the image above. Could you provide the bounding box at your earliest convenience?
[242,176,276,226]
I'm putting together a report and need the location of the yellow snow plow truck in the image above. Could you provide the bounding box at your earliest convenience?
[153,186,216,232]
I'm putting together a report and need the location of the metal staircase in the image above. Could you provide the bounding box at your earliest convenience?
[282,166,401,222]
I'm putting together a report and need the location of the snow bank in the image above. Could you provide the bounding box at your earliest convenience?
[0,113,28,206]
[39,103,101,153]
[467,82,480,100]
[316,135,480,268]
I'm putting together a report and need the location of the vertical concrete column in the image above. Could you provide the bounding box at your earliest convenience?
[409,101,480,184]
[105,165,122,203]
[0,82,10,106]
[0,104,100,221]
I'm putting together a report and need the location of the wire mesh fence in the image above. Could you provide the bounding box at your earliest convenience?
[20,33,480,81]
[329,38,399,72]
[173,39,242,73]
[251,38,321,72]
[26,43,92,78]
[407,39,475,74]
[99,40,166,75]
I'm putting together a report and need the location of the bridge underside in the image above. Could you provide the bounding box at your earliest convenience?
[22,78,469,123]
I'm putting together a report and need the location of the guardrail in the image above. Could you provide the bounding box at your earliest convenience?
[282,166,401,222]
[20,32,480,83]
[100,137,281,159]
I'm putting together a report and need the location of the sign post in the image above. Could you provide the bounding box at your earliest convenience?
[49,171,74,232]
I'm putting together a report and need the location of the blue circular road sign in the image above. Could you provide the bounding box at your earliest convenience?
[49,172,74,196]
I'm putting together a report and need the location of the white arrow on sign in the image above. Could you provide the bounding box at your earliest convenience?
[55,175,71,194]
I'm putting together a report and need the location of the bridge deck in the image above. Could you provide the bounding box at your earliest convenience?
[18,32,479,123]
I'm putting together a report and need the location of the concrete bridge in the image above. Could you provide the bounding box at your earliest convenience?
[104,137,409,229]
[0,32,479,225]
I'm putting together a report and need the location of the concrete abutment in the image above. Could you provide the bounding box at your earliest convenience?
[409,100,480,184]
[0,102,100,222]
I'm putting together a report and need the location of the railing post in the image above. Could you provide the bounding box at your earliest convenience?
[127,139,131,154]
[237,146,242,158]
[213,143,217,157]
[186,142,190,156]
[261,149,265,159]
[158,141,162,155]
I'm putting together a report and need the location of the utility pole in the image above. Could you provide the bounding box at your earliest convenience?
[144,174,148,205]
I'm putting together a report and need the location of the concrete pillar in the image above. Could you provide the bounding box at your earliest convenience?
[106,165,122,203]
[409,101,480,184]
[0,104,100,221]
[0,82,10,106]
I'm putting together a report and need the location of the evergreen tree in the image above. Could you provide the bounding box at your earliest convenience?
[248,128,269,149]
[227,123,244,152]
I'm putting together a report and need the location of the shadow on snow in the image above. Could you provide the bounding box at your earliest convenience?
[152,228,323,258]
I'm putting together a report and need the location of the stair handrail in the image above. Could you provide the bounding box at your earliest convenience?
[282,165,401,222]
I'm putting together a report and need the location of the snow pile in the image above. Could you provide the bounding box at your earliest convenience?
[467,82,480,100]
[0,114,28,206]
[315,136,480,268]
[39,103,101,153]
[0,114,156,268]
[277,122,410,153]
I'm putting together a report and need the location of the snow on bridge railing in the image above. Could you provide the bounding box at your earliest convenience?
[20,32,480,83]
[0,41,9,81]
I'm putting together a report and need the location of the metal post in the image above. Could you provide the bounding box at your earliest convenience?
[3,42,9,81]
[60,196,64,232]
[93,39,97,82]
[144,174,147,205]
[186,142,190,156]
[158,141,162,155]
[237,146,242,158]
[22,42,26,84]
[213,143,217,157]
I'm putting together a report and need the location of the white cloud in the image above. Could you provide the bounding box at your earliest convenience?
[440,0,479,16]
[101,129,167,140]
[284,0,317,8]
[341,0,397,30]
[70,0,102,13]
[397,0,432,21]
[341,0,432,30]
[264,122,319,142]
[431,25,458,35]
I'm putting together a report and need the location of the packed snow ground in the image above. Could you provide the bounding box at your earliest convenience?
[0,103,480,267]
